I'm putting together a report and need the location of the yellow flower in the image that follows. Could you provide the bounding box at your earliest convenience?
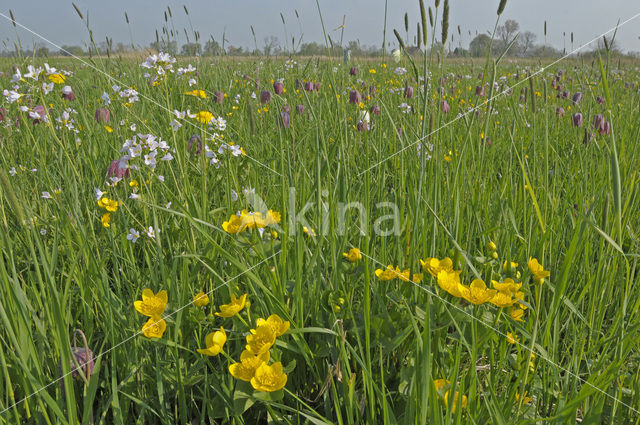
[486,241,497,251]
[461,279,497,305]
[101,212,111,228]
[375,265,398,281]
[229,349,270,381]
[436,270,466,298]
[185,89,207,98]
[197,327,227,356]
[506,332,519,344]
[492,278,522,294]
[343,248,362,262]
[509,306,525,322]
[488,291,516,308]
[196,111,214,124]
[434,379,468,413]
[420,257,454,277]
[222,214,243,234]
[215,293,247,317]
[250,362,288,392]
[104,125,113,133]
[134,289,168,317]
[398,269,423,284]
[246,324,276,355]
[98,197,119,212]
[302,226,316,237]
[256,314,290,337]
[528,257,550,283]
[503,260,519,272]
[142,316,167,338]
[515,391,532,404]
[193,291,210,307]
[129,180,139,187]
[369,68,376,74]
[48,73,66,84]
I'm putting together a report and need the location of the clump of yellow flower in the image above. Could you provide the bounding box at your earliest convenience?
[134,289,168,339]
[215,293,247,318]
[98,197,120,212]
[229,314,290,392]
[185,89,207,98]
[343,248,362,262]
[222,210,282,234]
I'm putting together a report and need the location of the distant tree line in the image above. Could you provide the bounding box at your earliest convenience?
[0,19,637,59]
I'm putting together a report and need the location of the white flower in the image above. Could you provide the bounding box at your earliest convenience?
[146,226,157,239]
[394,66,407,76]
[161,153,173,161]
[231,189,238,201]
[40,228,47,235]
[165,202,172,209]
[127,228,140,243]
[3,89,22,103]
[42,82,54,95]
[41,192,52,199]
[392,49,402,63]
[94,188,104,200]
[101,92,111,105]
[170,120,182,131]
[129,193,139,200]
[157,175,165,182]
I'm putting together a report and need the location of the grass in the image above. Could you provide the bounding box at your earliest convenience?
[0,44,639,425]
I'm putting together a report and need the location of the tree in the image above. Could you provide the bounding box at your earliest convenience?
[59,45,85,56]
[497,19,520,45]
[298,42,323,56]
[180,42,202,56]
[203,39,221,56]
[469,34,491,57]
[263,36,280,56]
[519,31,537,57]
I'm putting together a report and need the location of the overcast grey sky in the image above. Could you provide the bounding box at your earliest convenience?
[1,0,639,54]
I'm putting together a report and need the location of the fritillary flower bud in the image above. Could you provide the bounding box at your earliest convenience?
[314,82,321,92]
[61,85,75,101]
[260,90,272,104]
[572,113,583,127]
[349,67,358,76]
[369,85,377,96]
[280,111,290,128]
[304,81,314,91]
[188,134,202,154]
[475,85,485,97]
[370,105,381,115]
[556,107,565,117]
[572,92,582,105]
[357,120,369,131]
[441,100,450,113]
[349,90,362,104]
[0,107,6,122]
[296,104,305,115]
[273,81,284,95]
[562,90,570,99]
[594,114,605,133]
[437,86,445,96]
[214,91,224,104]
[95,107,111,124]
[107,159,130,179]
[596,96,605,105]
[404,86,414,98]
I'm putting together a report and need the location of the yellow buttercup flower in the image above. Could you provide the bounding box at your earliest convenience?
[193,291,210,307]
[222,214,243,234]
[196,110,214,124]
[420,257,454,277]
[342,248,362,262]
[461,279,497,305]
[488,291,516,308]
[492,278,522,294]
[256,314,290,337]
[229,349,270,381]
[250,362,288,392]
[375,265,397,281]
[246,324,276,355]
[197,327,227,356]
[98,197,119,212]
[506,332,519,344]
[515,391,532,404]
[215,293,247,317]
[48,73,66,84]
[434,379,468,413]
[436,270,466,298]
[101,212,111,228]
[503,260,519,272]
[142,316,167,338]
[398,269,423,284]
[134,289,168,317]
[509,306,525,322]
[528,257,550,283]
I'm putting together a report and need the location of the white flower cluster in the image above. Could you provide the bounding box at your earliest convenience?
[55,108,79,133]
[177,64,197,86]
[119,133,174,172]
[141,52,177,84]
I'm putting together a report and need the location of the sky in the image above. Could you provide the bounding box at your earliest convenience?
[1,0,639,54]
